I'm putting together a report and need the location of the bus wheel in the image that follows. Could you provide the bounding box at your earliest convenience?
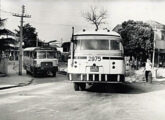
[53,72,56,77]
[26,70,30,75]
[74,83,80,91]
[79,83,86,91]
[32,69,37,77]
[121,75,125,82]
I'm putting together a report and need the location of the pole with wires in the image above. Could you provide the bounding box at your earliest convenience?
[13,5,31,75]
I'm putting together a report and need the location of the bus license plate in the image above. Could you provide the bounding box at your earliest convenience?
[88,56,101,61]
[90,66,99,72]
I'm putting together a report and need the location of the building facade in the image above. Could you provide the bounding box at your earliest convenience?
[147,20,165,67]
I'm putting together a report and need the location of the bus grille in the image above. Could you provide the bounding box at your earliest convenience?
[86,74,117,82]
[41,62,53,67]
[69,74,124,82]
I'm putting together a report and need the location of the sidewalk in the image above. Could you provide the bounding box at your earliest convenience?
[0,61,33,90]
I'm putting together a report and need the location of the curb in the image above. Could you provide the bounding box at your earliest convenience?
[0,85,18,90]
[0,78,34,90]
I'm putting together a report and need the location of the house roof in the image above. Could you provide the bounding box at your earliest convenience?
[0,29,16,36]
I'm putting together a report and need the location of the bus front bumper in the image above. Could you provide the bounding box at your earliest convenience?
[68,73,125,83]
[34,66,58,74]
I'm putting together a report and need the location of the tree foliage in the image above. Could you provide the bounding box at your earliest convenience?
[83,6,107,30]
[15,23,38,48]
[116,20,154,60]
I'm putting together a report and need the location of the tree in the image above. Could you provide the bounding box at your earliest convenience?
[83,6,107,31]
[116,20,154,62]
[15,23,38,48]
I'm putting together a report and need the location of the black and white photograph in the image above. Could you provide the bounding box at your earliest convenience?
[0,0,165,120]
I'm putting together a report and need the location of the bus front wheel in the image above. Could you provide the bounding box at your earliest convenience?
[73,83,86,91]
[53,71,56,77]
[74,83,80,91]
[32,69,37,77]
[26,70,30,75]
[79,83,86,90]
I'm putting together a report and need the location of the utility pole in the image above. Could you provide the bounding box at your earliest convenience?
[152,26,157,68]
[36,38,39,47]
[152,31,156,68]
[13,5,31,75]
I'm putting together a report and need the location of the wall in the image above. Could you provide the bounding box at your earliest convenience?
[0,57,8,74]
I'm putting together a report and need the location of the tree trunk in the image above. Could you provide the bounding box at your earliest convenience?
[95,24,99,31]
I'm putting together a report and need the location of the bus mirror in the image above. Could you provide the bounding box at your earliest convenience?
[71,39,77,43]
[71,39,74,42]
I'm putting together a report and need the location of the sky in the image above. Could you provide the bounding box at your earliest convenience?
[1,0,165,43]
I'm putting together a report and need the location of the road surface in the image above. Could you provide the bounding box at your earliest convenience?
[0,74,165,120]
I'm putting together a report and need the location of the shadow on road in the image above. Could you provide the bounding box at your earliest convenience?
[86,81,165,94]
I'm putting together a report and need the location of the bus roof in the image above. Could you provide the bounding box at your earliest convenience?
[24,47,56,51]
[74,30,120,37]
[24,47,39,51]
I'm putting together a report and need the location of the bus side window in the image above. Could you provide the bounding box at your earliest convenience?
[32,52,37,59]
[110,40,120,50]
[27,51,29,57]
[30,52,33,58]
[34,52,37,59]
[24,51,27,56]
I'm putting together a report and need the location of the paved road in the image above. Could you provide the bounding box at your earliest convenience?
[1,74,165,120]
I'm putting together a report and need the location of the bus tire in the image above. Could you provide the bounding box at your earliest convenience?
[26,70,30,75]
[32,69,37,77]
[53,71,56,77]
[121,75,125,82]
[74,83,79,91]
[79,83,86,91]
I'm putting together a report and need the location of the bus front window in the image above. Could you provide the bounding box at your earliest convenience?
[37,51,46,59]
[81,40,109,50]
[47,51,56,59]
[110,40,120,50]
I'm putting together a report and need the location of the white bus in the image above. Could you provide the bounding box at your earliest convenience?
[68,29,125,91]
[23,47,58,77]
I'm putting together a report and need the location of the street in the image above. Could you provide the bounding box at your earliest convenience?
[1,73,165,120]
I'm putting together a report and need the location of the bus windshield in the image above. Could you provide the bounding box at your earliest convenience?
[37,51,56,59]
[81,40,109,50]
[37,51,46,59]
[75,39,121,50]
[47,51,56,58]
